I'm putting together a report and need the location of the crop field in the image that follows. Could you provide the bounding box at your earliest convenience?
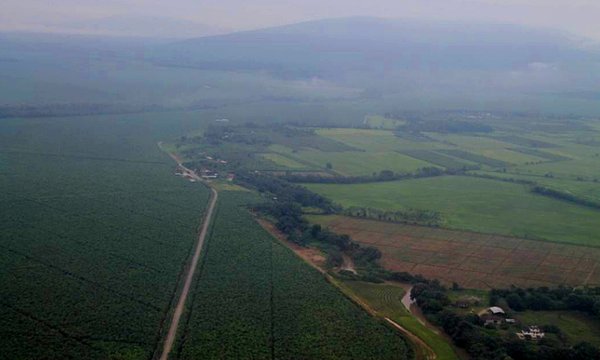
[396,149,472,169]
[305,176,600,246]
[314,128,435,152]
[509,147,571,161]
[176,191,410,360]
[310,216,600,289]
[0,115,212,359]
[292,148,432,176]
[259,152,311,170]
[437,149,511,168]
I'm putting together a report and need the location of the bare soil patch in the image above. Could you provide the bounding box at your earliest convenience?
[318,216,600,289]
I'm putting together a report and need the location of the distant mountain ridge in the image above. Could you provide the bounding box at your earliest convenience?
[154,17,598,76]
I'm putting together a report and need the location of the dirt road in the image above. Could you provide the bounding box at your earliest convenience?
[158,146,218,360]
[385,318,437,360]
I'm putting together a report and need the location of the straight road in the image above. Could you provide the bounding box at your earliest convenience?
[158,145,218,360]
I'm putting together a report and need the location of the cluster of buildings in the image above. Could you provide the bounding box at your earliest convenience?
[480,306,515,326]
[479,306,545,341]
[516,326,546,341]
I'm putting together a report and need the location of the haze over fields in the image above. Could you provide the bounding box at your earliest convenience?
[2,1,600,360]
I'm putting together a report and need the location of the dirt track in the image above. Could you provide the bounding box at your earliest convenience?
[158,148,218,360]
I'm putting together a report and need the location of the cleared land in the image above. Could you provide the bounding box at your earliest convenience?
[309,215,600,289]
[305,175,600,246]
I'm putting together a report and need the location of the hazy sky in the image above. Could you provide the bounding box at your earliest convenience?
[1,0,599,40]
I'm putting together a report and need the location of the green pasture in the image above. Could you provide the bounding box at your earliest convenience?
[305,175,600,246]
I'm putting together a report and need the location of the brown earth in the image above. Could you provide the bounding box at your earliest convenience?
[315,216,600,289]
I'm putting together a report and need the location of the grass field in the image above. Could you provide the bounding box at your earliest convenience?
[516,311,600,347]
[293,148,433,176]
[340,281,458,360]
[305,175,600,246]
[0,114,211,359]
[471,171,600,203]
[308,215,600,289]
[259,152,310,170]
[177,191,411,359]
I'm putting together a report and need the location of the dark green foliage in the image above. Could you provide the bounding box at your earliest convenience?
[177,191,410,359]
[238,172,338,212]
[343,206,443,226]
[531,185,600,209]
[0,116,212,359]
[282,166,454,183]
[491,286,600,314]
[409,281,600,360]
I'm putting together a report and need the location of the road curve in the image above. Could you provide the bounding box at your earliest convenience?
[158,178,218,360]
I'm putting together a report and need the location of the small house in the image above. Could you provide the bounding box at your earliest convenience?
[516,326,545,341]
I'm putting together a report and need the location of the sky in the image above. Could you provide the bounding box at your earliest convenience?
[1,0,599,40]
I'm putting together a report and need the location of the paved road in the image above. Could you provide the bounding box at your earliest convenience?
[158,150,218,360]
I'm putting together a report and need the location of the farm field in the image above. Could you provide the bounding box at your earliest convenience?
[176,191,411,360]
[0,115,211,359]
[340,281,458,360]
[259,152,311,170]
[471,171,600,203]
[305,176,600,245]
[292,148,432,176]
[308,215,600,289]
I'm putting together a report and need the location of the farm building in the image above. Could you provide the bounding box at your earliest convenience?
[516,326,545,341]
[480,306,508,326]
[488,306,506,316]
[480,314,504,326]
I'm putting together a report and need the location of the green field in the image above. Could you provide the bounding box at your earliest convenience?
[177,191,411,359]
[305,175,600,245]
[0,115,211,359]
[293,148,433,176]
[340,281,458,360]
[471,170,600,203]
[516,311,600,347]
[260,152,311,169]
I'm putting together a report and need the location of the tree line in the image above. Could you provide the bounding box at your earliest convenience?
[282,167,469,184]
[531,185,600,210]
[343,206,443,227]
